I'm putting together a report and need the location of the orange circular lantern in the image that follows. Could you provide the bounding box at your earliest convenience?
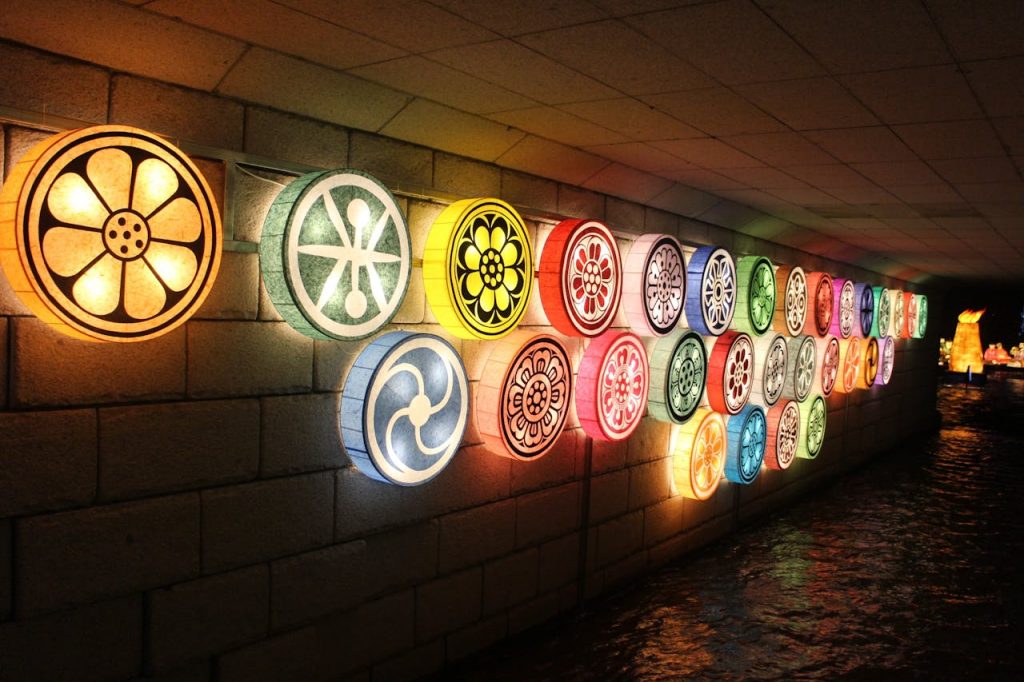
[673,408,726,501]
[819,335,840,396]
[576,331,649,441]
[836,336,862,394]
[622,233,685,336]
[476,331,572,460]
[764,400,800,471]
[805,271,834,337]
[538,218,620,336]
[830,278,856,339]
[783,335,816,403]
[859,336,879,388]
[773,265,807,337]
[0,125,221,341]
[706,330,755,415]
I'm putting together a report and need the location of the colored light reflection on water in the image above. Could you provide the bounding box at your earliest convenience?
[449,377,1024,680]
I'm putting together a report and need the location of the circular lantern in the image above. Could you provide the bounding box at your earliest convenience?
[733,255,775,336]
[871,286,891,338]
[859,336,879,388]
[797,395,826,460]
[819,336,840,396]
[804,272,834,337]
[260,169,409,340]
[916,295,928,338]
[830,278,856,339]
[773,265,807,337]
[875,336,896,386]
[0,125,221,341]
[685,246,736,336]
[423,198,533,340]
[476,331,571,461]
[622,233,685,336]
[784,335,816,403]
[706,330,755,415]
[836,336,862,394]
[764,400,800,471]
[538,218,620,336]
[906,292,919,339]
[576,331,649,442]
[724,404,766,485]
[854,283,874,338]
[673,408,726,501]
[648,329,707,424]
[341,331,468,486]
[752,333,788,408]
[892,289,906,340]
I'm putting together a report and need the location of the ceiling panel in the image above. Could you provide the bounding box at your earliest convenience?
[736,77,878,130]
[642,88,785,137]
[804,127,918,163]
[725,132,836,166]
[428,0,606,35]
[560,98,705,141]
[840,65,983,125]
[926,0,1024,62]
[894,120,1006,160]
[651,139,765,169]
[489,106,628,146]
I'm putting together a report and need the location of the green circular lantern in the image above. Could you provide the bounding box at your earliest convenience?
[733,255,775,336]
[648,329,707,424]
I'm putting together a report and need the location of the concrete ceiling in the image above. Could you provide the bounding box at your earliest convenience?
[4,0,1024,284]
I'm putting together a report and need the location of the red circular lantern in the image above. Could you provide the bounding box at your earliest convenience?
[805,272,833,337]
[706,330,755,415]
[764,400,800,471]
[538,219,621,337]
[576,331,649,441]
[622,233,686,336]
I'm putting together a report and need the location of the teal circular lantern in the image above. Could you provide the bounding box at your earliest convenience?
[725,404,766,485]
[260,169,410,340]
[648,329,707,424]
[341,332,468,485]
[871,286,891,338]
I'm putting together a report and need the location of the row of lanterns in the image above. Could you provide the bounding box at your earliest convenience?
[0,126,928,498]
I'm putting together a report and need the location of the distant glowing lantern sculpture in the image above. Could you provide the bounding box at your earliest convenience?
[915,295,928,338]
[906,292,919,339]
[0,125,221,341]
[724,404,766,485]
[706,330,755,415]
[797,395,826,460]
[774,264,807,337]
[673,408,726,500]
[783,335,816,403]
[875,336,896,386]
[819,336,840,396]
[805,271,834,337]
[733,255,775,336]
[752,333,788,408]
[950,309,985,374]
[648,329,707,424]
[871,286,891,338]
[577,331,649,441]
[341,331,468,485]
[685,246,736,335]
[830,278,856,339]
[855,283,874,338]
[859,336,879,388]
[764,400,800,471]
[538,218,620,336]
[836,336,862,394]
[476,331,571,461]
[892,289,906,340]
[424,198,533,340]
[260,169,409,340]
[623,233,685,336]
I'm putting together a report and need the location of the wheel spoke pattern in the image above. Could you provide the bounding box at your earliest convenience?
[855,282,874,337]
[820,336,840,396]
[907,293,919,339]
[725,404,767,485]
[859,336,880,388]
[892,289,906,339]
[765,400,800,470]
[837,336,863,394]
[804,272,834,337]
[734,255,775,336]
[916,295,928,338]
[648,329,707,424]
[707,331,755,415]
[538,219,620,337]
[875,336,896,386]
[685,246,736,336]
[830,278,856,339]
[783,335,816,402]
[623,234,685,336]
[577,331,649,441]
[341,332,468,485]
[871,287,891,338]
[774,265,807,337]
[753,333,788,408]
[798,395,827,460]
[673,409,726,501]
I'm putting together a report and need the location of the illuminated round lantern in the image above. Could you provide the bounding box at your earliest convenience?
[773,264,807,337]
[341,331,468,485]
[859,336,879,388]
[685,246,736,336]
[622,233,685,336]
[804,272,834,337]
[732,255,775,336]
[673,408,726,501]
[892,289,906,340]
[915,295,928,338]
[830,278,856,339]
[0,125,221,341]
[875,336,896,386]
[538,218,620,336]
[706,330,755,415]
[797,395,826,460]
[576,331,649,441]
[854,283,874,338]
[836,336,862,394]
[819,335,840,396]
[423,198,533,340]
[648,329,707,424]
[724,404,766,485]
[476,331,572,460]
[260,169,409,340]
[906,292,919,339]
[764,400,800,471]
[783,335,816,403]
[752,333,788,408]
[871,286,891,338]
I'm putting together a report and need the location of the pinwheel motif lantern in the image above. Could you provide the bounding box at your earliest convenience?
[859,336,879,388]
[854,283,874,337]
[622,234,685,336]
[577,331,649,441]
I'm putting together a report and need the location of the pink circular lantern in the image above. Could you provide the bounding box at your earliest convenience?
[622,233,685,336]
[706,330,755,415]
[830,278,856,339]
[576,331,649,441]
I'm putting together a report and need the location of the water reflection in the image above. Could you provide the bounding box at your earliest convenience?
[450,375,1024,680]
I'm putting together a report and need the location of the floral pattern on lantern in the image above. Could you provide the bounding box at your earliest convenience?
[876,336,895,386]
[623,234,685,336]
[753,333,788,408]
[783,335,816,403]
[892,289,906,339]
[837,336,863,394]
[538,219,620,336]
[673,408,726,501]
[916,295,928,338]
[907,293,919,339]
[820,336,840,396]
[734,255,775,336]
[577,331,649,441]
[685,246,736,336]
[804,272,834,337]
[649,329,706,424]
[871,286,891,338]
[707,330,755,415]
[725,404,766,485]
[765,400,800,471]
[798,395,826,460]
[830,278,856,339]
[774,265,807,337]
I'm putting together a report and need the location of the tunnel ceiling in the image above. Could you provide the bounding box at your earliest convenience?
[3,0,1023,284]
